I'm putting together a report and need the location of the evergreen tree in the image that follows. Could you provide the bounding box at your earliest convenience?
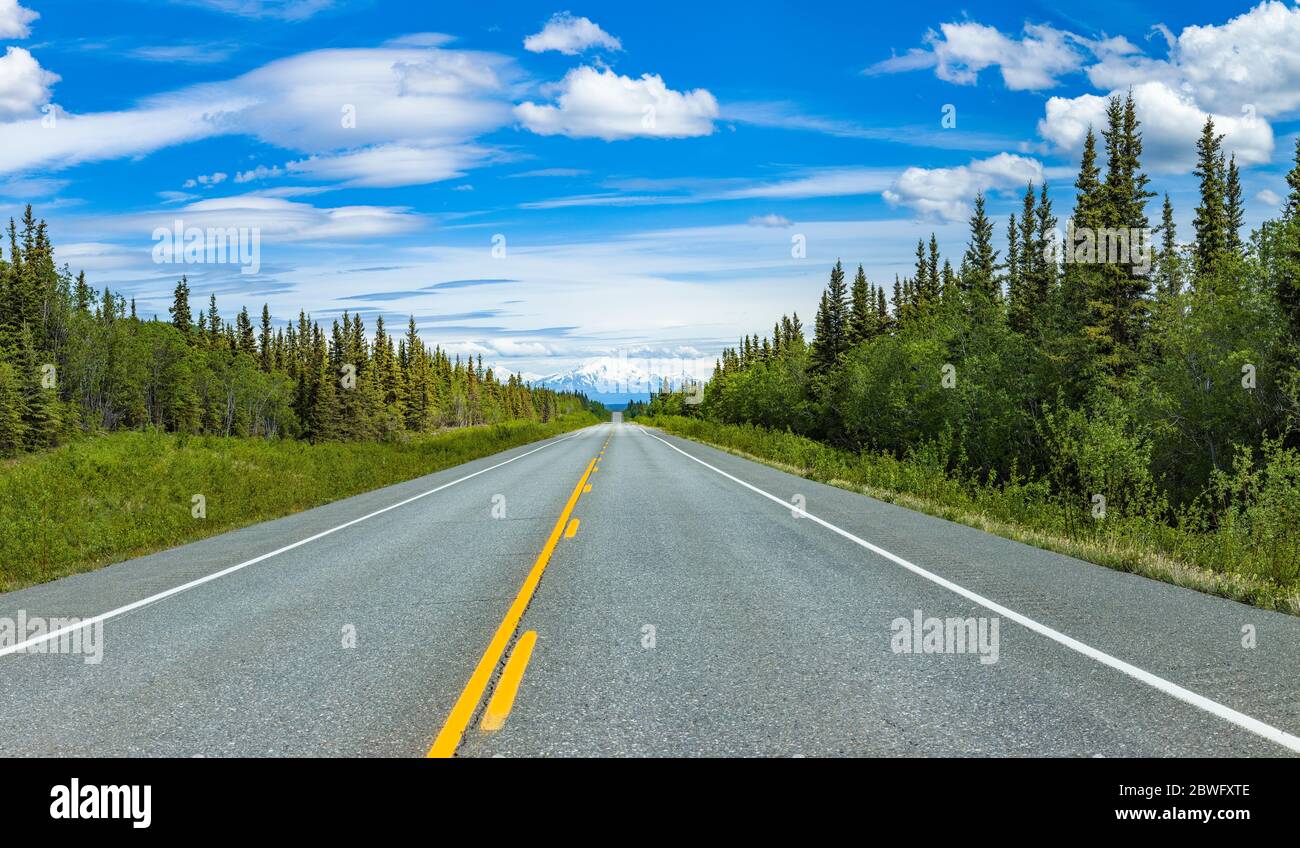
[1226,153,1245,256]
[1192,116,1229,276]
[926,234,942,304]
[961,193,999,308]
[849,264,872,346]
[15,322,57,450]
[169,276,192,336]
[1088,91,1153,381]
[1006,213,1025,331]
[236,306,256,356]
[1155,194,1182,300]
[1033,182,1058,318]
[811,260,849,374]
[0,361,24,456]
[259,305,273,371]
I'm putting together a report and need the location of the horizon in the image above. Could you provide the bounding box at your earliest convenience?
[2,0,1298,380]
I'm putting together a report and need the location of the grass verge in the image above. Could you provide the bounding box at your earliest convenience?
[644,415,1299,615]
[0,413,598,592]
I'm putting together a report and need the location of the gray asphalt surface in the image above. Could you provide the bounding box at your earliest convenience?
[1,421,1297,757]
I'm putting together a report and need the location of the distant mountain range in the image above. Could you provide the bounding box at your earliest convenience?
[524,356,700,407]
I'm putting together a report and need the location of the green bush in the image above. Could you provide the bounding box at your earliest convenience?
[0,412,597,591]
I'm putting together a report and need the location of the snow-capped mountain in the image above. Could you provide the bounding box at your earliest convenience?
[529,356,702,406]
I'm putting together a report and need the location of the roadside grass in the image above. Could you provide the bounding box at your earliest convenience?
[644,415,1300,615]
[0,413,598,592]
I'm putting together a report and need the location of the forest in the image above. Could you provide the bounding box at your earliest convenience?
[638,95,1300,606]
[0,208,597,457]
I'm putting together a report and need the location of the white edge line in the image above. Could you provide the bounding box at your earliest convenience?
[641,427,1300,755]
[0,426,598,659]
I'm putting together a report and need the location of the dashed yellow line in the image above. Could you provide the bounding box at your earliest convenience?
[426,455,596,758]
[564,518,580,538]
[480,631,538,732]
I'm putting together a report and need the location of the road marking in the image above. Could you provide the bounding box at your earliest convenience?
[480,631,538,731]
[641,428,1300,755]
[583,484,592,493]
[428,456,597,757]
[0,427,595,661]
[565,518,580,538]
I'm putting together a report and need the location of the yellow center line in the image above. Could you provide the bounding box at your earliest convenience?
[480,631,538,731]
[564,518,579,538]
[427,455,597,758]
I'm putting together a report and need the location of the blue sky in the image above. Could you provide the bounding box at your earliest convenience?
[2,0,1298,378]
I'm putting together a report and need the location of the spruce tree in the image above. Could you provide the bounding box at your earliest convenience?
[15,322,57,450]
[1287,136,1300,220]
[811,260,848,374]
[1089,91,1153,380]
[1192,116,1228,276]
[1006,213,1025,331]
[1155,194,1182,300]
[961,193,999,308]
[1034,182,1058,315]
[169,276,192,336]
[259,305,273,371]
[849,264,872,346]
[1226,154,1245,256]
[926,234,942,304]
[0,361,24,457]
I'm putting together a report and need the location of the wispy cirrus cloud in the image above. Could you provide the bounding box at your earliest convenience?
[127,43,241,64]
[0,43,520,182]
[172,0,338,21]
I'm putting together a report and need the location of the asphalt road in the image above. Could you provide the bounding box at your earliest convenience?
[1,421,1297,757]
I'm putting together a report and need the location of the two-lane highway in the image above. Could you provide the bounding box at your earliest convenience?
[1,421,1297,756]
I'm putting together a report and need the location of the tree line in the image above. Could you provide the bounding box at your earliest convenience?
[645,95,1300,544]
[0,211,597,456]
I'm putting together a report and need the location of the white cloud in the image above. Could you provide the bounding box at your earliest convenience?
[234,164,283,183]
[0,0,37,38]
[229,46,517,151]
[867,21,1085,90]
[1091,2,1300,119]
[520,168,897,209]
[883,152,1043,221]
[0,46,58,120]
[0,44,519,178]
[722,100,1023,152]
[1256,188,1282,206]
[0,175,66,197]
[863,49,936,76]
[523,12,622,55]
[1039,81,1274,173]
[287,143,493,188]
[116,194,424,243]
[747,214,792,227]
[508,167,589,178]
[176,0,337,21]
[722,168,894,200]
[128,43,239,64]
[183,172,228,188]
[515,66,718,140]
